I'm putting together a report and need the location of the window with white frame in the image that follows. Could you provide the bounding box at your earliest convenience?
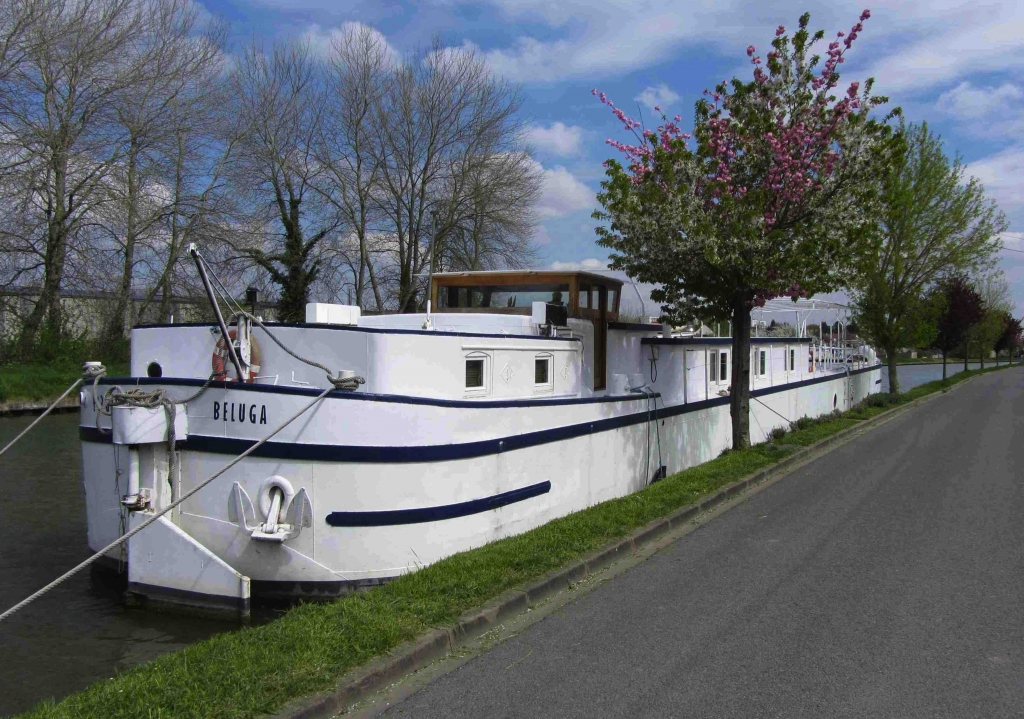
[757,349,767,377]
[720,351,729,383]
[709,350,719,383]
[465,352,489,395]
[789,347,796,372]
[534,353,553,393]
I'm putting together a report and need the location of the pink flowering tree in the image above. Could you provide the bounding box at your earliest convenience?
[594,10,898,448]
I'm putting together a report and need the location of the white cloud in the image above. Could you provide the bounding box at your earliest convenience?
[967,147,1024,214]
[550,258,607,271]
[303,21,400,63]
[530,160,593,216]
[525,122,584,156]
[532,224,552,245]
[937,82,1023,120]
[636,84,680,112]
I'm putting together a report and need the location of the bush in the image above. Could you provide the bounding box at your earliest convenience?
[768,426,788,443]
[793,416,814,431]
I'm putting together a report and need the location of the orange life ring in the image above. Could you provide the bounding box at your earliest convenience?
[212,329,262,382]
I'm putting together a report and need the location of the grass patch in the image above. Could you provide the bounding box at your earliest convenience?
[0,363,130,404]
[16,362,1020,719]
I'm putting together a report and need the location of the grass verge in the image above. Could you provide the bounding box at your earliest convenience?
[0,363,130,404]
[17,362,1020,719]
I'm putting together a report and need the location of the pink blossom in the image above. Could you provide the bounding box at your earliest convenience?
[775,25,786,36]
[860,8,871,21]
[654,105,661,112]
[746,45,756,57]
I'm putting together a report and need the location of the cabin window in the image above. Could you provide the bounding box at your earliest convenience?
[789,348,796,372]
[578,285,591,309]
[464,352,490,395]
[466,359,485,388]
[719,351,728,383]
[758,349,767,377]
[709,351,719,383]
[438,283,569,309]
[534,354,553,393]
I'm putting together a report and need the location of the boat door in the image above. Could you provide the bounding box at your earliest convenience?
[595,285,608,390]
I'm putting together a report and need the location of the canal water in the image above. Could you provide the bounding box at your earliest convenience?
[0,360,992,715]
[879,361,982,394]
[0,413,241,717]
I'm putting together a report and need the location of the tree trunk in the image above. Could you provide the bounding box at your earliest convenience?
[729,292,752,449]
[963,338,969,372]
[886,345,899,398]
[980,344,985,370]
[942,350,947,380]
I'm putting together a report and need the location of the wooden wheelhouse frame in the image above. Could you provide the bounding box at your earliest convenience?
[430,271,623,390]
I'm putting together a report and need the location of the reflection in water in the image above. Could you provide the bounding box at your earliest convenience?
[0,413,242,717]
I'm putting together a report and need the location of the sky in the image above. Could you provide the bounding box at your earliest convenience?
[198,0,1024,316]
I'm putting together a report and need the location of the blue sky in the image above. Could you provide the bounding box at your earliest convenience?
[199,0,1024,315]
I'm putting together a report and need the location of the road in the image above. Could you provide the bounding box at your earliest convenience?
[379,368,1024,718]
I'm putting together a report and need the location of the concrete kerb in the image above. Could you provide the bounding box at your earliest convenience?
[271,371,990,719]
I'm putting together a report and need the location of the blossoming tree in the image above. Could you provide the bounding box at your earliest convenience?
[594,10,897,448]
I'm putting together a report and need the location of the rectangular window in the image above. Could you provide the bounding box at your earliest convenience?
[466,359,485,388]
[759,350,766,377]
[720,352,728,383]
[535,358,550,384]
[709,351,718,382]
[790,348,795,372]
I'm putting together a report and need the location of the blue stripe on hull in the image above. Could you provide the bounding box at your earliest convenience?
[79,365,879,463]
[325,481,551,526]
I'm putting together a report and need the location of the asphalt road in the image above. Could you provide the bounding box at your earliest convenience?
[380,368,1024,718]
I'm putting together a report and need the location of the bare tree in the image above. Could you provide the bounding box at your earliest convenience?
[371,41,536,313]
[225,39,340,322]
[98,0,227,340]
[0,0,147,352]
[315,24,392,311]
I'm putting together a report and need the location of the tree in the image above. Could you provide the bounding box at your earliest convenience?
[993,312,1022,365]
[226,39,338,322]
[972,270,1014,368]
[372,40,534,313]
[595,11,895,448]
[930,273,984,379]
[0,0,147,354]
[851,122,1004,397]
[100,0,226,342]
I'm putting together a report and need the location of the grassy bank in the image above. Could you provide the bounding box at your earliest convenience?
[18,363,1019,719]
[0,363,130,405]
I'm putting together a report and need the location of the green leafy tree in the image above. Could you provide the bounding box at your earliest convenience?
[851,122,1004,395]
[594,11,895,448]
[930,273,984,379]
[993,312,1022,365]
[972,271,1014,368]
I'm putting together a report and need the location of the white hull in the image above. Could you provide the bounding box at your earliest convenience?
[80,363,880,612]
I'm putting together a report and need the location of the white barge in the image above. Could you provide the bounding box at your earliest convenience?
[79,269,881,614]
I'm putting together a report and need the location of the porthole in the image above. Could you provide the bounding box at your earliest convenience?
[147,361,163,378]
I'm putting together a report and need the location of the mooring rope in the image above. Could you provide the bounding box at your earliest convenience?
[0,385,333,624]
[0,364,107,461]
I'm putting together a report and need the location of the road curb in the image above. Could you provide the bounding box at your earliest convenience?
[269,370,996,719]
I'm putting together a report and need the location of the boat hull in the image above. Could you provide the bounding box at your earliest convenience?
[79,366,881,606]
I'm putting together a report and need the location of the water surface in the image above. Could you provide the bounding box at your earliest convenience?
[0,413,240,717]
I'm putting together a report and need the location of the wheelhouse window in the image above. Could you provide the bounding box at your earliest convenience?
[439,283,569,309]
[534,354,553,393]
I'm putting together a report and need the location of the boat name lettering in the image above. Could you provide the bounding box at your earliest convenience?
[213,401,267,425]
